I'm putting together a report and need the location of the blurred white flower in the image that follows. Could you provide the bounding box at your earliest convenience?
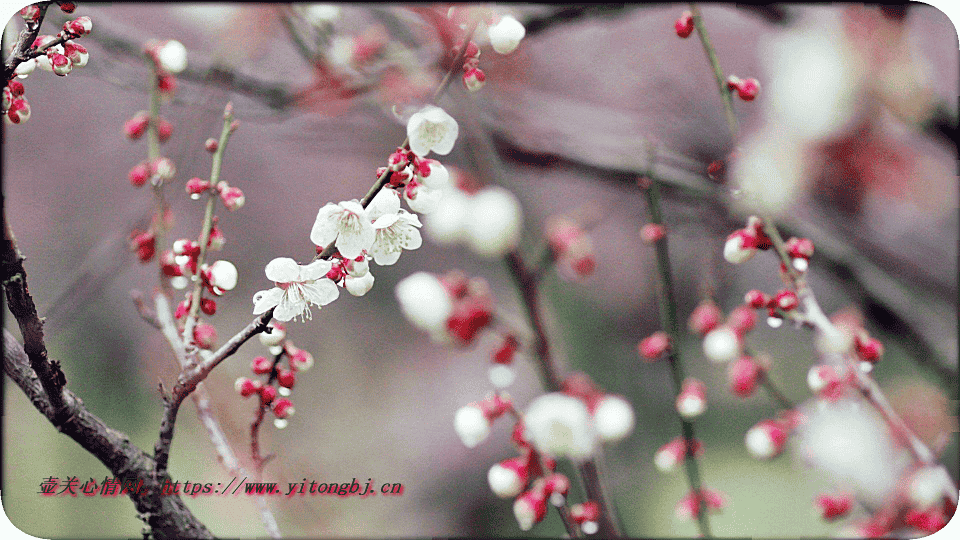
[794,397,910,507]
[523,393,596,460]
[702,326,741,363]
[406,105,458,157]
[156,40,188,74]
[344,271,375,296]
[207,260,238,293]
[454,404,490,448]
[252,258,339,321]
[310,200,375,259]
[488,15,526,54]
[466,187,523,257]
[395,272,453,334]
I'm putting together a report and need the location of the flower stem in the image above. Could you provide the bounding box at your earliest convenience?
[641,178,713,538]
[690,3,738,138]
[182,104,237,347]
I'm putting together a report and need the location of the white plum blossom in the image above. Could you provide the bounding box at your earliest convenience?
[592,395,635,442]
[454,404,491,448]
[488,15,526,54]
[156,40,188,74]
[310,199,375,259]
[366,188,424,264]
[404,183,444,214]
[252,257,339,322]
[424,187,472,245]
[395,272,453,334]
[702,326,741,363]
[523,393,596,461]
[371,211,423,265]
[416,159,451,190]
[466,187,523,257]
[406,105,458,157]
[207,260,238,293]
[344,271,375,296]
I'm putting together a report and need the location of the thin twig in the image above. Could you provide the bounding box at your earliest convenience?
[640,178,713,538]
[1,2,51,82]
[689,3,739,137]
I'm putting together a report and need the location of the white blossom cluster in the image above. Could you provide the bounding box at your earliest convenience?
[253,105,464,322]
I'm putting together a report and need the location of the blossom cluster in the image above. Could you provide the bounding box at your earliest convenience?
[449,8,526,93]
[3,3,91,125]
[451,374,634,533]
[234,322,315,429]
[254,104,473,321]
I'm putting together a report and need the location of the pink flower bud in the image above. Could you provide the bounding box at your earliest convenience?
[63,41,88,67]
[124,112,150,139]
[570,500,600,533]
[513,489,547,531]
[259,384,277,404]
[157,73,176,96]
[219,184,245,211]
[289,348,313,371]
[204,138,218,152]
[785,237,814,259]
[640,223,666,243]
[160,250,182,277]
[688,300,722,335]
[638,331,670,360]
[492,335,519,365]
[774,289,799,311]
[128,162,149,187]
[150,156,176,181]
[59,2,77,14]
[806,365,845,401]
[387,147,409,171]
[543,473,570,501]
[728,356,761,398]
[815,492,853,521]
[723,229,758,264]
[193,323,218,350]
[735,78,761,101]
[277,368,296,389]
[675,11,694,38]
[185,177,210,197]
[174,298,189,320]
[855,333,883,363]
[273,397,295,418]
[446,299,492,344]
[157,117,173,142]
[8,80,25,98]
[904,508,948,534]
[487,456,528,498]
[200,297,217,316]
[462,40,480,59]
[744,289,770,309]
[676,488,726,520]
[129,230,156,262]
[676,378,707,419]
[462,68,486,92]
[64,16,92,36]
[207,225,225,250]
[234,377,261,397]
[727,305,757,336]
[251,356,273,375]
[726,75,742,92]
[745,419,787,459]
[20,6,41,22]
[48,52,72,76]
[707,159,725,180]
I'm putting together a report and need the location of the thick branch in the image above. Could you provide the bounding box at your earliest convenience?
[2,2,52,82]
[4,330,212,539]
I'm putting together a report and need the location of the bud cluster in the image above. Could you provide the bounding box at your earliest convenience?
[545,217,596,280]
[234,323,314,429]
[726,75,761,101]
[723,215,773,265]
[5,6,94,125]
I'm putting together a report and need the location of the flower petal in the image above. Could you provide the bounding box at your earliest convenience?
[372,213,400,229]
[336,216,375,259]
[300,259,332,281]
[310,203,343,247]
[252,287,284,314]
[405,184,444,214]
[301,278,340,306]
[367,188,401,221]
[264,257,300,283]
[272,294,304,322]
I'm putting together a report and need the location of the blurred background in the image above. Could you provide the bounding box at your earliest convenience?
[2,3,957,538]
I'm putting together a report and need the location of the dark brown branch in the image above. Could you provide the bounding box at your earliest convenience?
[3,216,67,415]
[2,2,52,82]
[4,330,212,539]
